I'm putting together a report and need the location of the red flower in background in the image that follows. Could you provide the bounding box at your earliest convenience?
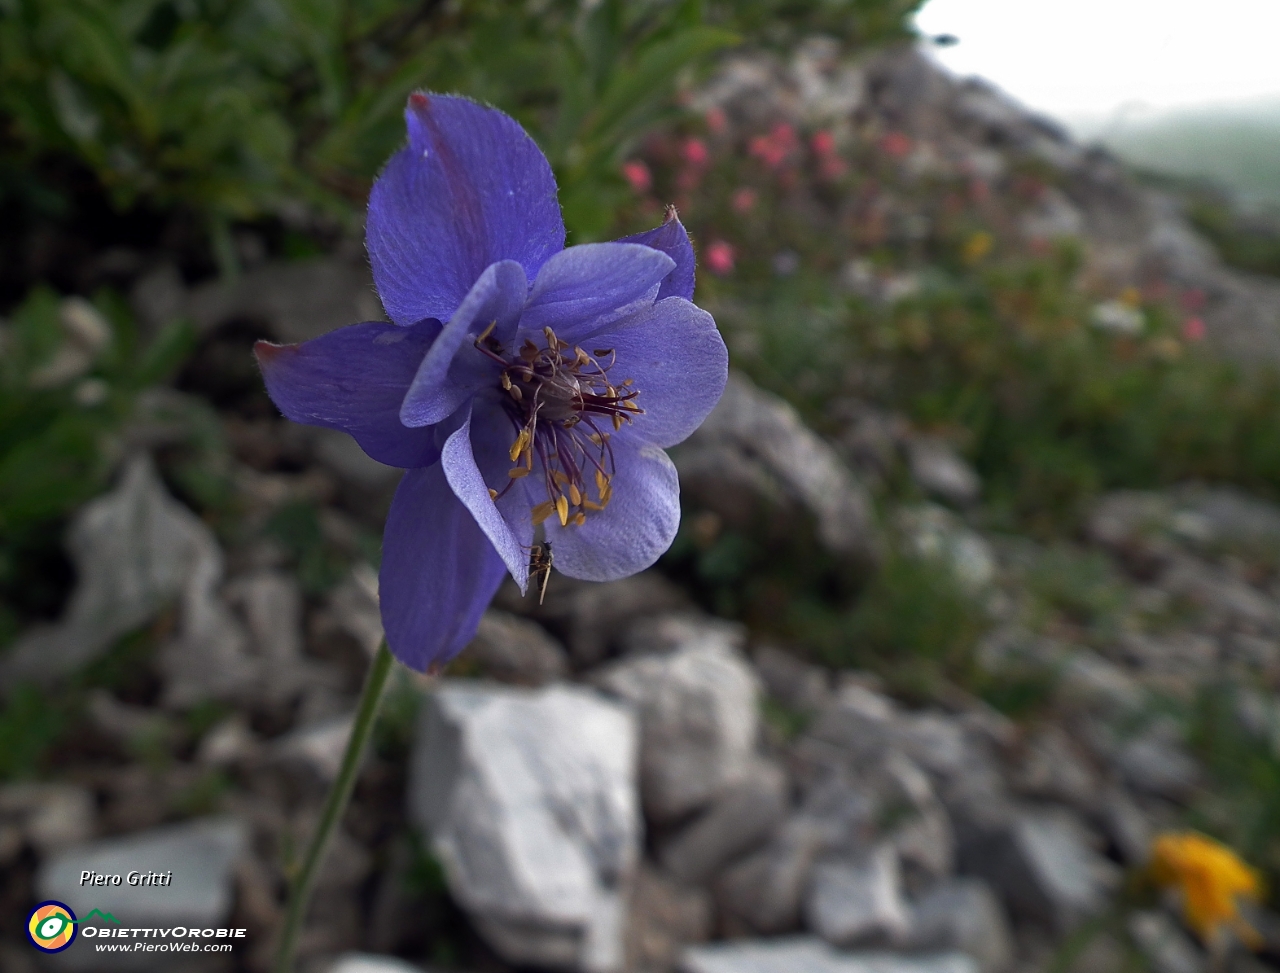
[622,160,652,193]
[731,187,757,213]
[705,240,735,275]
[1183,317,1206,342]
[682,138,710,167]
[880,131,912,159]
[749,123,797,169]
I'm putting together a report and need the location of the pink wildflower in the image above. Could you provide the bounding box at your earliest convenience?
[1183,317,1206,342]
[705,107,728,135]
[811,130,837,156]
[819,156,848,180]
[880,131,912,158]
[622,160,651,193]
[731,187,757,213]
[749,122,798,170]
[705,240,735,276]
[682,138,709,167]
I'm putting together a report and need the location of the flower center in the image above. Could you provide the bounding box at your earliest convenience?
[474,324,641,527]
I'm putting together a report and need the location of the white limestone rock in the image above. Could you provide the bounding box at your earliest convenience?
[594,624,760,822]
[408,682,640,973]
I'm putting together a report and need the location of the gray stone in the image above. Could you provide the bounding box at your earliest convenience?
[327,955,428,973]
[328,563,384,657]
[659,759,789,885]
[0,783,94,862]
[274,712,355,782]
[186,256,383,342]
[896,506,995,591]
[905,439,981,507]
[224,570,303,662]
[1099,789,1153,866]
[465,610,569,686]
[595,629,759,823]
[1114,733,1200,800]
[1172,486,1280,566]
[1158,555,1278,632]
[805,846,910,947]
[1,455,217,688]
[1010,726,1100,809]
[622,613,746,659]
[311,426,401,490]
[626,865,713,973]
[673,372,880,566]
[1127,911,1204,973]
[716,817,831,934]
[38,817,246,924]
[680,937,978,973]
[506,571,688,666]
[906,879,1013,973]
[754,646,831,714]
[409,682,640,973]
[957,809,1118,933]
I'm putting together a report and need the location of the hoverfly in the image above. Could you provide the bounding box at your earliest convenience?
[528,542,553,605]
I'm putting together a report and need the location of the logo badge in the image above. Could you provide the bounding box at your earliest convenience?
[27,901,78,953]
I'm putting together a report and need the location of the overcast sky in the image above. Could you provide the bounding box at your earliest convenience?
[913,0,1280,123]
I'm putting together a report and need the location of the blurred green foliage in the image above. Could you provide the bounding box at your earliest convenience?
[1187,685,1280,899]
[0,288,195,641]
[0,0,921,255]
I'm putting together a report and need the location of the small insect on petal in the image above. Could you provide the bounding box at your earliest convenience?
[556,494,569,526]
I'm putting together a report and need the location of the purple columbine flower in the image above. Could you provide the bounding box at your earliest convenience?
[255,93,728,672]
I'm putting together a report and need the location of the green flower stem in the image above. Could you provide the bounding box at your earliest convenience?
[274,641,394,973]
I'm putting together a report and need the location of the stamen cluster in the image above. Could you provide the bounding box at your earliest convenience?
[475,325,642,527]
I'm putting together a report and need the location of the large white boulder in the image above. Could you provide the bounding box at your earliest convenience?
[408,682,640,973]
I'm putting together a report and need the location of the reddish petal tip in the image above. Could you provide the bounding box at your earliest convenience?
[253,339,294,365]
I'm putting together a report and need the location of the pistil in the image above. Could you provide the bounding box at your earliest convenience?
[474,325,641,526]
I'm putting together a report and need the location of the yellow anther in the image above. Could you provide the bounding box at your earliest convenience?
[543,326,558,348]
[622,399,641,411]
[501,372,512,390]
[583,500,605,512]
[531,500,555,525]
[606,385,618,398]
[552,470,570,486]
[613,414,623,431]
[575,347,590,365]
[488,488,498,500]
[571,512,586,526]
[508,467,530,479]
[595,470,608,494]
[509,384,523,402]
[568,484,582,506]
[555,495,569,526]
[509,429,530,463]
[621,378,634,386]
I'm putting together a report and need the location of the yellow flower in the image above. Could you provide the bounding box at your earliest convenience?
[1150,831,1263,947]
[961,231,993,265]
